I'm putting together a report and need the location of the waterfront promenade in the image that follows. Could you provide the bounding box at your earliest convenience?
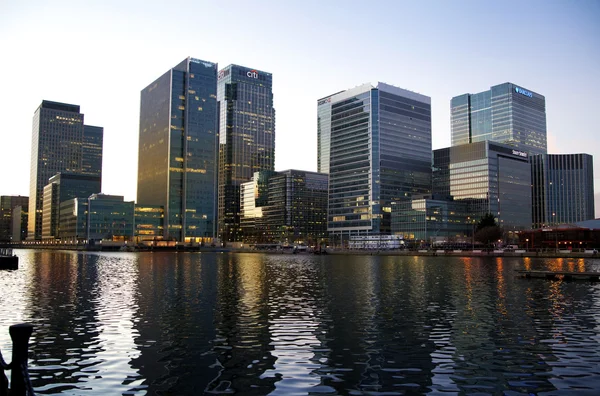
[3,243,598,259]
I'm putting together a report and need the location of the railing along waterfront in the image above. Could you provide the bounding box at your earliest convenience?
[0,324,35,396]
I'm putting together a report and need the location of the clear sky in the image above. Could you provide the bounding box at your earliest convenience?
[1,0,599,217]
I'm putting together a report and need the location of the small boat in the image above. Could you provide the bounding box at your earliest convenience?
[0,248,18,270]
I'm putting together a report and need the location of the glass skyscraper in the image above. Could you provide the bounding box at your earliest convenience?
[82,125,104,180]
[531,154,595,228]
[28,101,103,240]
[217,65,275,243]
[317,91,342,174]
[433,141,532,232]
[323,82,432,241]
[137,57,218,243]
[451,82,546,155]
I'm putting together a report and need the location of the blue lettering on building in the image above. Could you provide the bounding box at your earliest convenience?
[515,86,533,98]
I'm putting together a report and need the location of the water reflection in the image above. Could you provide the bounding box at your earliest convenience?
[1,251,600,394]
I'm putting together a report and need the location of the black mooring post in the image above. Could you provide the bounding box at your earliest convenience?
[1,362,8,396]
[9,323,33,396]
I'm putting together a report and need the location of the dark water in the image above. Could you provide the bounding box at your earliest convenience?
[2,251,600,395]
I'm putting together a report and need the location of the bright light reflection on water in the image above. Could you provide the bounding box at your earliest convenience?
[2,250,600,395]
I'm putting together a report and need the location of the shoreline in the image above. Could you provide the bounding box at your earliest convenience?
[6,245,599,259]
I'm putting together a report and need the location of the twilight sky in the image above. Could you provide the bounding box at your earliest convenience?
[1,0,599,217]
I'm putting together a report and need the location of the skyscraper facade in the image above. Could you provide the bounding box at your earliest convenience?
[531,154,595,228]
[433,141,532,232]
[82,125,104,180]
[324,83,432,241]
[451,83,547,155]
[240,170,328,245]
[317,91,342,174]
[217,65,275,243]
[28,101,103,240]
[137,57,218,242]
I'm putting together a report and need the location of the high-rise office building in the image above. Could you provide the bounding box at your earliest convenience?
[217,65,275,243]
[451,82,546,155]
[28,101,103,240]
[531,153,595,228]
[323,83,432,242]
[137,57,218,243]
[317,91,342,174]
[433,141,532,233]
[82,125,104,180]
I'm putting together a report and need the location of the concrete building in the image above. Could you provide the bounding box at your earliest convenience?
[0,196,28,242]
[531,153,595,227]
[11,205,27,242]
[59,198,88,242]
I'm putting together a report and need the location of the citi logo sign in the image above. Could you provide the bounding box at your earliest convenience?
[515,87,533,98]
[247,70,259,79]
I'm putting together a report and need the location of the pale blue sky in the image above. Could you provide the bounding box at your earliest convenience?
[1,0,599,216]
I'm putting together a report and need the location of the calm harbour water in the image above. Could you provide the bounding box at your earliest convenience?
[2,250,600,395]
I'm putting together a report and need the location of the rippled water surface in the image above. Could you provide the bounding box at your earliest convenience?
[2,250,600,395]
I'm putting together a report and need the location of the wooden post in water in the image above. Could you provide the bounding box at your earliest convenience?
[9,323,34,396]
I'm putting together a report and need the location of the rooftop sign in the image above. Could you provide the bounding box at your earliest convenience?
[515,86,533,98]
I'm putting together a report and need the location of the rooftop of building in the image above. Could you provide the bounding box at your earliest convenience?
[39,100,80,113]
[452,82,545,100]
[324,82,431,105]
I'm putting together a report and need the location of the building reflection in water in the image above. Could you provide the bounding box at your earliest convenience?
[129,252,221,394]
[25,251,104,393]
[3,251,600,394]
[205,253,277,394]
[258,256,327,394]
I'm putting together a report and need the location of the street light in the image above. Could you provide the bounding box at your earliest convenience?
[525,238,529,251]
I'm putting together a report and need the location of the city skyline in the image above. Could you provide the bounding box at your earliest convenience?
[1,1,599,217]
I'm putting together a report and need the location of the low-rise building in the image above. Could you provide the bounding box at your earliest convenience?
[87,194,134,242]
[241,170,328,246]
[391,195,472,244]
[1,196,29,242]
